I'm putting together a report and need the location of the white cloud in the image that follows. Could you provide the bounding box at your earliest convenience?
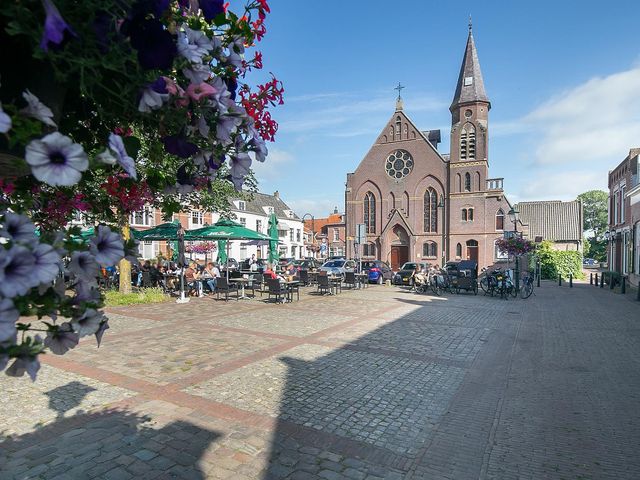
[287,198,341,218]
[518,170,608,201]
[251,148,294,183]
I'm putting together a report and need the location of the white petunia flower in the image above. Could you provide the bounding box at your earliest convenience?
[138,86,169,113]
[178,27,214,63]
[183,64,211,84]
[21,90,57,127]
[107,134,137,179]
[25,132,88,187]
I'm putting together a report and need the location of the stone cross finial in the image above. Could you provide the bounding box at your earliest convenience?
[394,82,405,101]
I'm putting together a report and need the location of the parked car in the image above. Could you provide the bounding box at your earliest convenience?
[360,260,394,284]
[293,258,321,271]
[583,258,598,267]
[221,258,239,270]
[393,262,429,285]
[319,259,356,278]
[278,257,294,267]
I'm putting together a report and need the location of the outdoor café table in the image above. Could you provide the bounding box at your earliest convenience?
[308,271,319,285]
[230,277,252,300]
[355,273,369,289]
[283,280,300,302]
[328,275,342,295]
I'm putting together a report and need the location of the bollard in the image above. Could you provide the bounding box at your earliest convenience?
[610,274,615,290]
[595,273,599,286]
[558,274,562,286]
[590,273,593,285]
[637,283,640,301]
[621,277,626,294]
[600,272,605,288]
[569,273,573,288]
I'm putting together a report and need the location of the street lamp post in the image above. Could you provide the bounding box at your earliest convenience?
[508,206,520,293]
[438,195,446,267]
[302,213,315,259]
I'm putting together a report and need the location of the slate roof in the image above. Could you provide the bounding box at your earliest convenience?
[516,200,582,242]
[229,192,300,221]
[450,29,490,109]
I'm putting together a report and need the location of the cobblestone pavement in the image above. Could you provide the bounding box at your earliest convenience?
[2,281,640,479]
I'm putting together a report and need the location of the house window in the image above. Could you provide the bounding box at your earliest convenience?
[130,207,154,226]
[239,217,246,227]
[620,185,625,223]
[297,229,301,242]
[238,201,246,211]
[495,239,508,260]
[422,241,437,258]
[333,228,339,242]
[364,192,376,234]
[291,245,297,258]
[256,219,262,232]
[240,245,247,259]
[456,243,462,258]
[363,243,376,257]
[289,228,294,241]
[464,172,471,192]
[496,209,505,231]
[423,188,438,232]
[190,210,203,227]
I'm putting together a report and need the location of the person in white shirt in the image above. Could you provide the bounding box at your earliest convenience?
[204,262,220,293]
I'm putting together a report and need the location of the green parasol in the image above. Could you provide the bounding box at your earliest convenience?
[217,240,228,264]
[131,221,181,241]
[186,218,273,242]
[267,213,279,265]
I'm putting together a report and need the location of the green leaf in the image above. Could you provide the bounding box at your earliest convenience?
[123,136,142,159]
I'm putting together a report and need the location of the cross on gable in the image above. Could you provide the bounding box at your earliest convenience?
[394,82,405,100]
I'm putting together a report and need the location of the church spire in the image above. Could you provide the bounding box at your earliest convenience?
[450,22,490,111]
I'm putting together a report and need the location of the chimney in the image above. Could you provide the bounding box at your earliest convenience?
[273,190,279,199]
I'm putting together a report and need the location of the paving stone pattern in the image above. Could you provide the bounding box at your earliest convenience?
[1,281,640,479]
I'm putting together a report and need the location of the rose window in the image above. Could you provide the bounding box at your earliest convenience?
[385,150,413,179]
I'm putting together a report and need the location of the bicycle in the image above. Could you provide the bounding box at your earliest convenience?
[520,272,535,299]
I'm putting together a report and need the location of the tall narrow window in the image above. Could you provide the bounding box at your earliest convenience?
[456,243,462,257]
[364,192,376,234]
[460,123,476,160]
[423,188,438,232]
[423,241,437,258]
[462,209,468,221]
[468,208,474,221]
[496,209,505,231]
[464,172,471,192]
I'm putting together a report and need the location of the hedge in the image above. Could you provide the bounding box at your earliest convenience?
[537,241,585,280]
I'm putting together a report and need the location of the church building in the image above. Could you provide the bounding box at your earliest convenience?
[345,24,514,270]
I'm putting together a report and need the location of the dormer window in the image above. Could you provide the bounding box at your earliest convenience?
[238,201,246,211]
[464,76,473,86]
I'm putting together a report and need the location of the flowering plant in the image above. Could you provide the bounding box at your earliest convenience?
[185,241,217,255]
[495,237,537,257]
[0,0,281,380]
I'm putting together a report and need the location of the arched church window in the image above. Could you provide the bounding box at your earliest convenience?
[462,209,467,221]
[364,192,376,234]
[423,188,438,233]
[423,241,437,258]
[464,172,471,192]
[495,209,505,231]
[460,123,476,160]
[395,116,401,138]
[456,243,462,258]
[468,208,474,221]
[456,173,462,192]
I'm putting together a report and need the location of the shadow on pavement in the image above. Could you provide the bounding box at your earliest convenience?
[44,381,97,419]
[0,404,221,479]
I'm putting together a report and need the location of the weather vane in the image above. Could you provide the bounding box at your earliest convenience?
[468,15,472,32]
[394,82,405,101]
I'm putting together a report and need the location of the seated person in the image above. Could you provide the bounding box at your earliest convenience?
[184,262,202,296]
[204,262,220,292]
[263,264,278,280]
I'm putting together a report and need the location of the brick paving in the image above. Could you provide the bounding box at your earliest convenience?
[1,281,640,479]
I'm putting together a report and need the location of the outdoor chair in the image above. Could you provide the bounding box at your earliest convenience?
[267,279,287,303]
[344,271,356,289]
[317,274,330,295]
[141,271,152,288]
[287,281,300,302]
[251,273,265,296]
[215,277,238,301]
[299,269,310,286]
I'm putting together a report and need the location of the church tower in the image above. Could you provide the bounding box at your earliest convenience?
[449,20,490,195]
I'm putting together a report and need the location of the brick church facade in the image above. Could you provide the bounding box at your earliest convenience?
[345,26,514,270]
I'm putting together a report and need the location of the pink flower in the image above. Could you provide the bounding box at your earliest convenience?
[186,82,217,101]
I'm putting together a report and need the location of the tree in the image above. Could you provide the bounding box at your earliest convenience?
[577,190,608,240]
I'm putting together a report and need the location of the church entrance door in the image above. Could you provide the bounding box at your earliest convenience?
[466,240,479,264]
[391,246,408,271]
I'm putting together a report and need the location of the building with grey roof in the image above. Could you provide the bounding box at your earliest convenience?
[516,200,583,251]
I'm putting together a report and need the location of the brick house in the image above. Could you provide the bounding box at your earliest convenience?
[345,25,514,270]
[304,208,346,259]
[608,148,640,285]
[516,201,583,251]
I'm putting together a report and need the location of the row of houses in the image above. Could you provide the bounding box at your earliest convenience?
[131,191,307,263]
[607,148,640,288]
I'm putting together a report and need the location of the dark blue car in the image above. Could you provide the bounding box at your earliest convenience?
[360,260,393,284]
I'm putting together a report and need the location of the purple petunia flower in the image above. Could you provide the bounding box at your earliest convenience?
[216,115,241,146]
[178,27,214,63]
[71,308,105,337]
[108,134,137,179]
[129,18,177,70]
[0,102,11,133]
[95,318,110,347]
[74,281,102,305]
[229,153,251,190]
[40,0,77,52]
[0,298,19,343]
[183,64,211,84]
[200,0,225,22]
[0,245,37,298]
[25,132,88,187]
[68,251,100,282]
[90,225,124,266]
[44,322,79,355]
[163,135,199,158]
[6,352,41,381]
[32,243,62,285]
[0,212,38,246]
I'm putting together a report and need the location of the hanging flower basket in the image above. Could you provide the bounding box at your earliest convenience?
[495,237,537,257]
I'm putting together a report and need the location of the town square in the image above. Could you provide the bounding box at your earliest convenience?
[1,0,640,479]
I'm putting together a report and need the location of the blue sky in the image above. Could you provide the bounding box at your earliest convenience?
[248,0,640,217]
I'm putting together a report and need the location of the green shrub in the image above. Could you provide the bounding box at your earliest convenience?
[537,241,584,280]
[105,288,169,306]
